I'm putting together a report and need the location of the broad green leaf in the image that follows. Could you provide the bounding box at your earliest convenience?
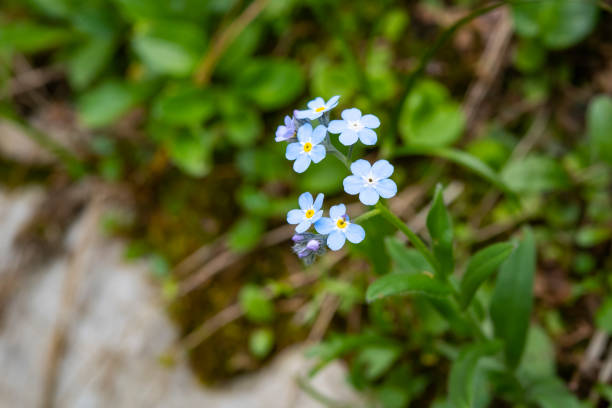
[164,128,214,177]
[490,227,536,369]
[299,157,346,194]
[399,79,465,148]
[517,326,556,381]
[153,84,216,126]
[512,0,598,49]
[459,242,514,309]
[132,20,206,76]
[385,236,434,275]
[249,328,274,359]
[236,59,304,111]
[426,184,454,277]
[448,342,501,408]
[352,215,395,275]
[501,155,570,194]
[595,297,612,334]
[0,21,72,53]
[354,345,402,381]
[218,93,263,147]
[311,56,360,101]
[394,145,515,198]
[113,0,210,22]
[527,377,583,408]
[216,23,263,77]
[239,284,274,323]
[77,79,141,127]
[65,35,116,90]
[366,272,452,303]
[587,95,612,166]
[228,217,265,253]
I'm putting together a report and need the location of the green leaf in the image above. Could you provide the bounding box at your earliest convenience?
[249,328,275,359]
[394,145,515,198]
[236,59,304,111]
[132,20,206,76]
[352,215,395,275]
[490,227,536,369]
[526,377,583,408]
[366,272,452,303]
[385,237,434,275]
[517,326,556,381]
[513,38,547,74]
[399,79,465,148]
[448,342,501,408]
[459,242,515,309]
[65,35,116,90]
[299,157,347,194]
[512,0,598,49]
[165,128,214,177]
[77,79,141,127]
[595,297,612,334]
[228,217,265,253]
[153,84,216,126]
[354,346,402,381]
[501,155,570,194]
[239,284,274,324]
[310,56,360,101]
[0,21,72,53]
[426,184,454,277]
[587,95,612,166]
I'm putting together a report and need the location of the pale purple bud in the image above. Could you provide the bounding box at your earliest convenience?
[292,234,304,242]
[306,240,320,251]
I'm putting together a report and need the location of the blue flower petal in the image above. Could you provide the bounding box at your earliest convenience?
[371,160,394,179]
[375,178,397,199]
[327,230,346,251]
[284,115,293,127]
[286,143,302,160]
[314,193,324,210]
[327,120,347,134]
[326,95,340,109]
[339,129,359,146]
[298,192,313,209]
[295,109,310,120]
[359,186,380,205]
[307,97,325,110]
[309,145,326,163]
[358,128,377,145]
[345,223,365,243]
[360,114,380,128]
[312,210,323,223]
[295,219,312,233]
[293,154,311,173]
[311,125,327,144]
[297,123,313,143]
[350,159,371,177]
[341,108,361,122]
[343,175,364,195]
[314,217,335,234]
[287,209,303,224]
[329,204,346,219]
[275,125,287,142]
[307,111,323,120]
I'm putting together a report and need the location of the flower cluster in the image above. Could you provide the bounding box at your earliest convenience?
[276,96,398,263]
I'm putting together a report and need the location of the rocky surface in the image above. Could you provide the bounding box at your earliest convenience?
[0,187,361,408]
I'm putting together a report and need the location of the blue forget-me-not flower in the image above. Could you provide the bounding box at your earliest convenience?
[343,159,397,205]
[328,108,380,146]
[315,204,365,250]
[295,96,340,121]
[275,114,298,142]
[287,192,324,233]
[285,123,327,173]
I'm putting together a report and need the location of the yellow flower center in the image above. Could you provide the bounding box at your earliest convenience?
[305,209,315,218]
[303,142,313,152]
[336,218,347,229]
[315,106,326,112]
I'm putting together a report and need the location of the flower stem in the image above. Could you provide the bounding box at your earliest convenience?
[375,202,439,273]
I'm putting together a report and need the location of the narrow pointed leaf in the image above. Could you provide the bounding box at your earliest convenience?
[366,272,452,303]
[426,184,454,277]
[459,242,515,309]
[490,227,536,369]
[385,236,434,275]
[449,342,501,408]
